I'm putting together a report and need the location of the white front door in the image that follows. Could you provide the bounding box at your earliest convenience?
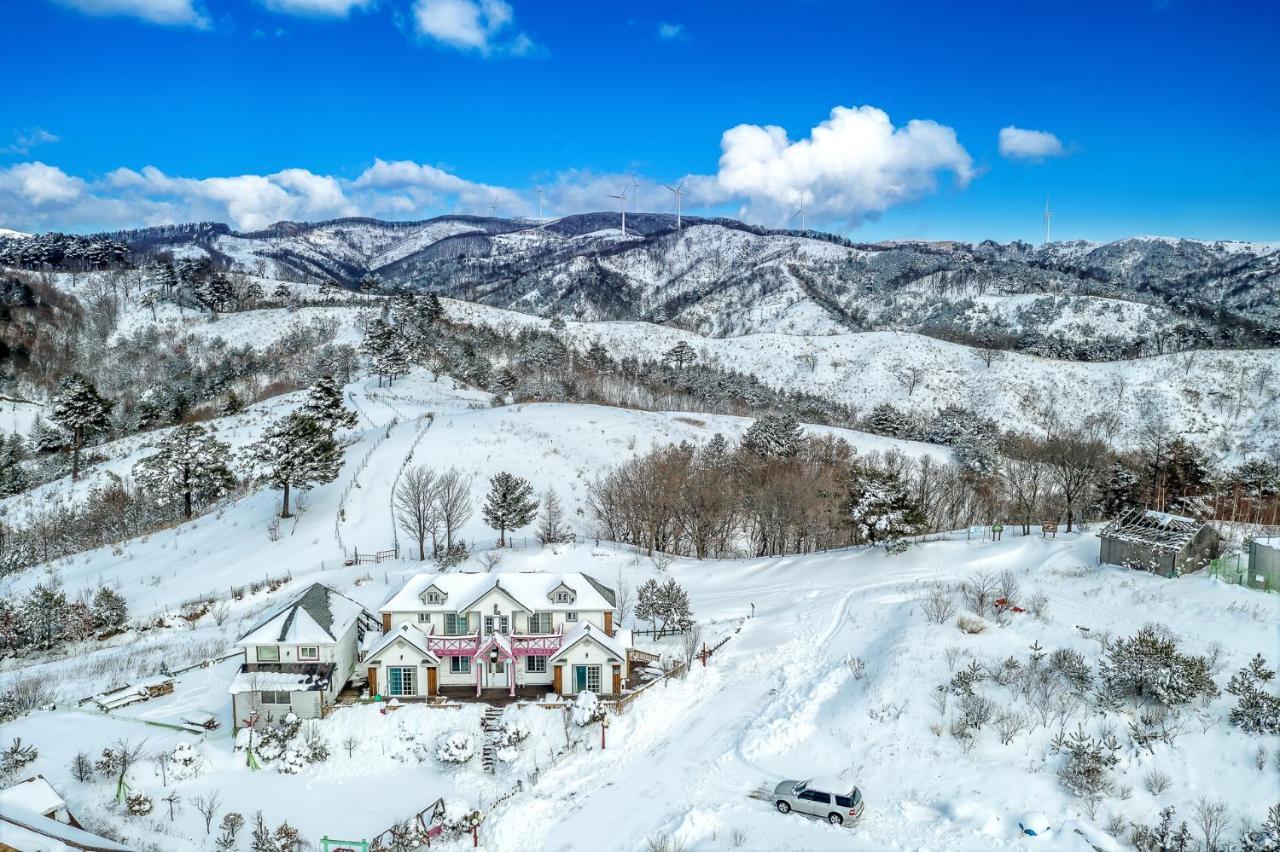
[485,659,507,689]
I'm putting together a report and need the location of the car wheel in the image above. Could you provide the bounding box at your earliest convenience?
[776,801,791,814]
[828,813,843,826]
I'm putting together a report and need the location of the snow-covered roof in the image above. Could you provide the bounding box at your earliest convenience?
[0,776,65,818]
[548,621,629,664]
[382,571,616,614]
[365,623,440,664]
[227,666,333,694]
[1101,509,1213,553]
[237,583,375,645]
[0,795,134,851]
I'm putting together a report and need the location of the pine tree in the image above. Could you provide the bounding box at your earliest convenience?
[0,436,28,497]
[662,341,698,371]
[92,587,129,633]
[1240,802,1280,852]
[61,601,96,642]
[536,488,570,544]
[846,464,927,547]
[861,403,916,440]
[743,413,803,459]
[50,373,113,479]
[420,293,443,325]
[586,340,610,373]
[21,580,68,650]
[0,598,22,654]
[299,375,358,433]
[134,424,236,518]
[361,319,396,386]
[482,472,539,547]
[248,413,343,518]
[633,578,692,637]
[249,812,274,852]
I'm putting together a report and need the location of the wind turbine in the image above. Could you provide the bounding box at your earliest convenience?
[608,187,627,236]
[631,177,641,215]
[489,202,498,219]
[1043,194,1053,245]
[536,188,545,220]
[663,182,684,230]
[790,202,806,231]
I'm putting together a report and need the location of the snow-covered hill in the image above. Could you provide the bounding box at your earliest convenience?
[96,216,1280,353]
[2,364,1275,852]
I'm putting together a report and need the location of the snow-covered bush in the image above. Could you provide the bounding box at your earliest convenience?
[1239,802,1280,852]
[1130,805,1192,852]
[443,806,484,838]
[1227,654,1280,735]
[168,742,205,781]
[253,713,302,763]
[919,586,956,624]
[125,790,154,816]
[1098,626,1217,708]
[1051,726,1120,799]
[436,732,476,765]
[0,737,38,777]
[277,721,329,774]
[956,614,988,634]
[493,719,530,763]
[571,691,608,727]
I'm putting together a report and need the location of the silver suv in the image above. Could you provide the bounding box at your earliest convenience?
[773,778,864,826]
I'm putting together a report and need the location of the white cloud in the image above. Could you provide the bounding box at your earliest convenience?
[998,126,1067,162]
[0,162,86,206]
[1,128,60,156]
[411,0,535,55]
[0,104,979,233]
[657,22,686,40]
[259,0,371,17]
[50,0,208,27]
[688,104,974,225]
[0,158,530,233]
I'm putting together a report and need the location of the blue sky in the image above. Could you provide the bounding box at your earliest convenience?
[1,0,1277,241]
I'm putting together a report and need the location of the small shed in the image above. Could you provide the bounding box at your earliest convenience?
[1247,537,1280,591]
[1099,510,1220,578]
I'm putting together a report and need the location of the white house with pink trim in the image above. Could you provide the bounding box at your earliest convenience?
[370,571,630,700]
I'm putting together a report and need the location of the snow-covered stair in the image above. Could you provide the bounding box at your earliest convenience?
[480,706,503,774]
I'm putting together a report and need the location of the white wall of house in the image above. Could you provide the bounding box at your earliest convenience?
[554,636,625,695]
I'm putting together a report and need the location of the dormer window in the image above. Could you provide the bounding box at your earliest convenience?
[421,585,447,606]
[427,592,442,604]
[550,583,576,605]
[555,591,571,603]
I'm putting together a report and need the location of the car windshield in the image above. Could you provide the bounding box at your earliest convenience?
[794,782,807,794]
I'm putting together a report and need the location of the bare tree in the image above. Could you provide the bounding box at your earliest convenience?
[614,569,633,627]
[394,464,440,560]
[681,623,704,670]
[192,790,222,834]
[1191,797,1228,852]
[435,468,473,551]
[893,364,925,396]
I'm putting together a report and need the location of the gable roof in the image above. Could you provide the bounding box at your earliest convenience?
[0,775,65,818]
[548,621,629,664]
[237,583,375,646]
[383,571,616,614]
[1101,509,1216,554]
[365,623,440,664]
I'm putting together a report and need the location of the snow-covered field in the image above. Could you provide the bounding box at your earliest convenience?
[3,359,1277,851]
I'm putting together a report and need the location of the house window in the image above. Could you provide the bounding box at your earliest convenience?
[444,613,469,636]
[529,612,552,633]
[417,613,431,624]
[572,664,601,693]
[449,656,471,674]
[483,615,510,635]
[427,592,442,604]
[256,646,280,662]
[298,646,319,661]
[258,690,291,705]
[387,667,417,697]
[565,611,578,623]
[555,591,571,603]
[526,655,548,673]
